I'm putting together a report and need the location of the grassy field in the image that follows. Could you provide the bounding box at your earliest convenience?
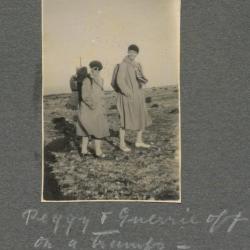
[43,86,180,201]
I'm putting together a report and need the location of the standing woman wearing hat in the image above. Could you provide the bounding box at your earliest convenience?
[116,44,152,152]
[76,61,110,157]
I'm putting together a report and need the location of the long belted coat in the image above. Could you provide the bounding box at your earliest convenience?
[76,75,110,139]
[116,56,152,131]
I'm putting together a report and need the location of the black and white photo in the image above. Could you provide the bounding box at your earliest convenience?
[42,0,181,201]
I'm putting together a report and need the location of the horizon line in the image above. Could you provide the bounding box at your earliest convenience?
[43,84,178,96]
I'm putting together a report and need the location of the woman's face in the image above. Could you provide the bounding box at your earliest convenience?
[128,50,138,61]
[91,67,101,77]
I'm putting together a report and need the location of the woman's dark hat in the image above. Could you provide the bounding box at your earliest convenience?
[89,60,103,70]
[128,44,139,53]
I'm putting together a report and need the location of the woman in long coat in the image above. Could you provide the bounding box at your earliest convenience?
[116,44,152,152]
[76,61,109,157]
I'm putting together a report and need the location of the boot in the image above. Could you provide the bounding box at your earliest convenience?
[81,136,89,154]
[94,139,105,158]
[119,128,131,152]
[135,130,151,148]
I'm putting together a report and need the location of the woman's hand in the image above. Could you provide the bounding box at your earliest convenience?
[89,102,97,110]
[122,90,132,98]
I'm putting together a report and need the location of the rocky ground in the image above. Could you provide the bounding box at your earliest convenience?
[43,86,180,201]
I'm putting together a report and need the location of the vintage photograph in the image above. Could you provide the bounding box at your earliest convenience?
[42,0,181,201]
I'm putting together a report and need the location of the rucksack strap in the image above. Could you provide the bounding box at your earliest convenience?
[78,76,94,105]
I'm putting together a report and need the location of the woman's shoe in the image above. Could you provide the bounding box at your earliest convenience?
[79,151,91,157]
[119,144,131,152]
[95,152,106,158]
[135,142,151,148]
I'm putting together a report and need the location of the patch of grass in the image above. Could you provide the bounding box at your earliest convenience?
[43,86,179,201]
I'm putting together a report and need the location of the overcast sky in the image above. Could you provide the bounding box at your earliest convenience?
[43,0,180,95]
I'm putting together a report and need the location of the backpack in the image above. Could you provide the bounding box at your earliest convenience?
[66,67,91,110]
[111,64,121,92]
